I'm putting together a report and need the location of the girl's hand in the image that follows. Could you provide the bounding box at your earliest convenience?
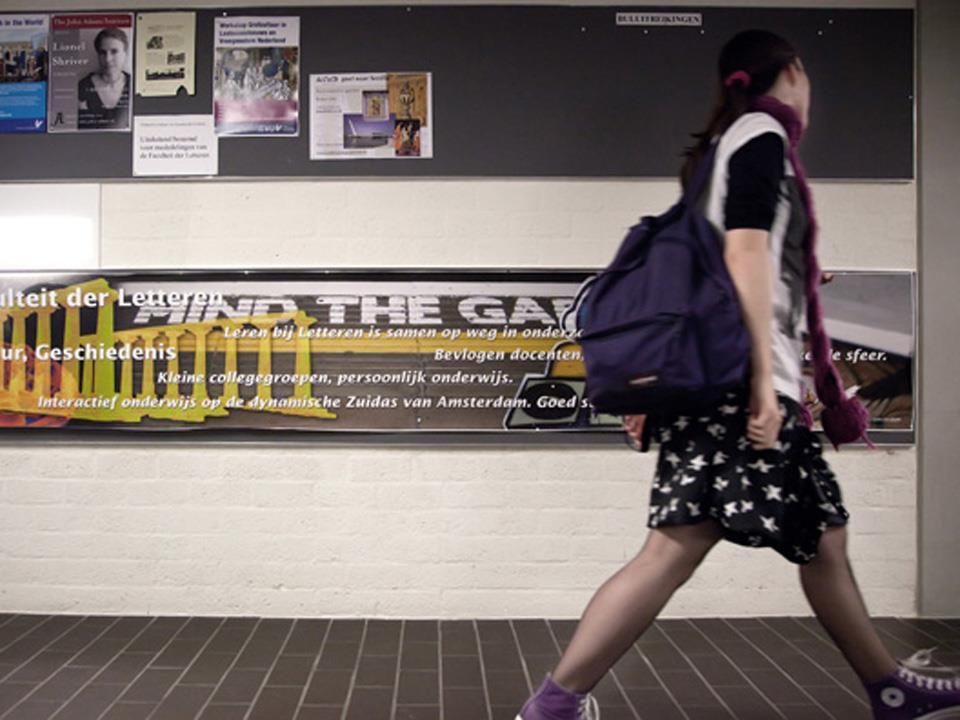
[748,376,782,450]
[623,415,646,446]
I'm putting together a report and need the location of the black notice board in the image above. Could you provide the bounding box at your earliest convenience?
[0,5,914,180]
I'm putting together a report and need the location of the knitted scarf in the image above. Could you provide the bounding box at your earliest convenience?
[748,95,872,449]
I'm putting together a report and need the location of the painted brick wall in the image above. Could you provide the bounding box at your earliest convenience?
[0,174,917,617]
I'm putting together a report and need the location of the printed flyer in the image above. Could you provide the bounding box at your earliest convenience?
[213,16,299,136]
[135,11,195,97]
[47,13,134,133]
[310,72,433,160]
[0,270,912,440]
[0,14,48,133]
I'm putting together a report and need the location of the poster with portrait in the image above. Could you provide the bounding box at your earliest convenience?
[47,13,134,133]
[0,14,48,134]
[309,72,433,160]
[213,16,299,136]
[135,12,195,98]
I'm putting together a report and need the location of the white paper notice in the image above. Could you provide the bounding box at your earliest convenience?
[133,115,218,176]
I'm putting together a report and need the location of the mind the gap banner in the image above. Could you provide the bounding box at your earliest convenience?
[0,270,914,441]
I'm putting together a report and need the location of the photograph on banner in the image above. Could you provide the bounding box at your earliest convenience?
[0,271,911,439]
[0,14,48,134]
[310,72,433,160]
[213,16,299,136]
[47,13,133,133]
[135,11,195,97]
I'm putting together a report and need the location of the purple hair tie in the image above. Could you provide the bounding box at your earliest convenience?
[724,70,752,89]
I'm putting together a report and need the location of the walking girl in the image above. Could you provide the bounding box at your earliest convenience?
[516,29,960,720]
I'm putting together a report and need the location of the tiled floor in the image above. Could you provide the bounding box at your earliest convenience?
[0,615,958,720]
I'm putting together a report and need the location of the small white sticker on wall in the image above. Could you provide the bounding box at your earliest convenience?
[616,12,703,27]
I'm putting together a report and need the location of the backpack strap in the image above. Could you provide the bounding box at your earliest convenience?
[683,141,718,207]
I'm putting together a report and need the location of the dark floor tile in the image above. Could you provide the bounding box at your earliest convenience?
[316,641,360,671]
[659,622,717,656]
[611,649,660,689]
[248,685,302,720]
[47,616,115,653]
[362,621,401,656]
[443,686,488,720]
[394,706,439,720]
[5,650,74,683]
[0,682,39,715]
[150,684,216,720]
[101,702,158,720]
[356,655,398,687]
[267,655,314,687]
[401,642,438,671]
[51,682,126,719]
[0,617,83,665]
[282,619,329,657]
[70,637,129,668]
[547,620,577,645]
[397,669,439,705]
[440,622,478,655]
[94,652,155,684]
[119,668,181,704]
[779,704,835,720]
[174,617,222,642]
[31,665,99,701]
[657,669,722,708]
[713,684,782,719]
[622,687,687,720]
[125,618,189,653]
[344,686,393,720]
[476,621,514,645]
[442,655,482,688]
[150,638,207,669]
[325,620,364,644]
[404,621,438,644]
[234,621,292,671]
[743,668,812,706]
[205,620,257,654]
[210,668,266,704]
[102,617,153,641]
[635,642,692,672]
[684,706,736,719]
[802,685,871,719]
[303,669,352,705]
[594,705,640,720]
[512,620,557,656]
[479,642,523,672]
[180,651,236,685]
[2,698,63,720]
[198,703,250,720]
[522,654,557,688]
[685,649,749,687]
[295,707,343,720]
[483,669,526,707]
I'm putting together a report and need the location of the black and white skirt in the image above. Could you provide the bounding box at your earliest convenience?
[647,391,849,564]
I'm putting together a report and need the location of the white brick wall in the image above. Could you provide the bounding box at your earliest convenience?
[0,0,917,618]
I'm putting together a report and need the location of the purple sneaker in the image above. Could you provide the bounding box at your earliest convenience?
[516,674,600,720]
[866,649,960,719]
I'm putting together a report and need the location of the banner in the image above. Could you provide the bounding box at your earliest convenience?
[0,270,913,439]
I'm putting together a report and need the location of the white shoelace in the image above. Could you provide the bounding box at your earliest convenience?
[578,693,601,720]
[899,648,960,692]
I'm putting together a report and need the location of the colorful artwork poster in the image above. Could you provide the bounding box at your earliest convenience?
[0,270,912,442]
[47,13,134,133]
[213,16,299,137]
[310,72,433,160]
[0,14,49,134]
[135,12,195,97]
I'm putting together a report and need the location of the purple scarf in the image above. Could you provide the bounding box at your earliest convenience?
[748,95,872,449]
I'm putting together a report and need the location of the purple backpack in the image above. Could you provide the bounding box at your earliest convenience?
[568,145,751,415]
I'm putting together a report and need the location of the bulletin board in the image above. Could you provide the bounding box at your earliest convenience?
[0,5,914,181]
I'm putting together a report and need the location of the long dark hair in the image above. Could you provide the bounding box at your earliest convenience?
[681,30,799,188]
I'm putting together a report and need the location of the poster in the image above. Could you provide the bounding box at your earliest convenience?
[47,13,134,133]
[213,16,299,136]
[133,115,217,177]
[310,72,433,160]
[0,14,48,134]
[135,12,195,97]
[0,271,912,440]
